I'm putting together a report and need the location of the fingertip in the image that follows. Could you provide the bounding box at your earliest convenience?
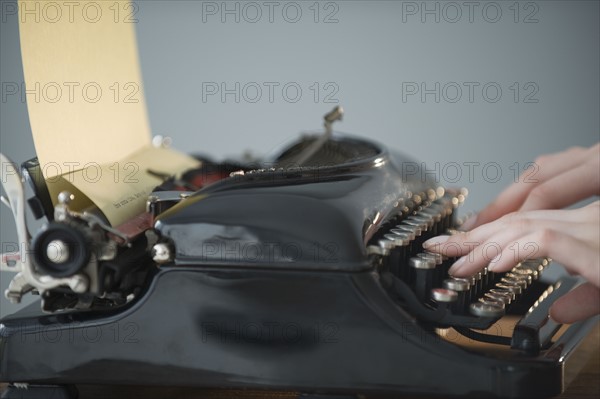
[458,213,478,231]
[448,256,466,275]
[549,284,600,324]
[549,302,569,324]
[422,235,450,251]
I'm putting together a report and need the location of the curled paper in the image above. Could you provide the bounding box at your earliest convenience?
[18,0,199,226]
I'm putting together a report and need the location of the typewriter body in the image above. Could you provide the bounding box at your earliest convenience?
[0,109,598,399]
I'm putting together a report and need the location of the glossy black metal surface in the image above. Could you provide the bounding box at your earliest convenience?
[0,267,588,398]
[155,135,432,270]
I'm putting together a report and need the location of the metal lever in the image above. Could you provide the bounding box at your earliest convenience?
[0,153,30,273]
[295,106,344,165]
[0,153,88,303]
[511,277,579,354]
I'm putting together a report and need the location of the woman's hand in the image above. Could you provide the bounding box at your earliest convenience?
[462,143,599,230]
[423,141,600,323]
[423,202,600,323]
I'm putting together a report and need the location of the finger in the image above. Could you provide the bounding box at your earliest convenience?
[426,205,597,256]
[519,156,600,211]
[550,283,600,324]
[489,229,599,285]
[473,146,590,227]
[449,227,599,281]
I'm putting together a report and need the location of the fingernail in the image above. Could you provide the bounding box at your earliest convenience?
[488,252,502,271]
[448,256,466,275]
[459,213,478,231]
[422,235,450,250]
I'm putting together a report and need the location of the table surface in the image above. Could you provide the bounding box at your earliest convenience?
[1,324,598,399]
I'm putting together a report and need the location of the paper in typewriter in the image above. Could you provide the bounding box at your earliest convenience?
[18,0,199,226]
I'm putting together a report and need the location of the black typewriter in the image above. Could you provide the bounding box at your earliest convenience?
[0,107,598,399]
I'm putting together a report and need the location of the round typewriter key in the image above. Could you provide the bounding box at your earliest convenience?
[419,208,442,222]
[393,226,417,253]
[385,233,411,279]
[410,215,434,229]
[399,221,422,237]
[384,233,410,247]
[376,239,393,256]
[367,245,386,256]
[489,288,516,302]
[505,272,532,286]
[409,257,435,270]
[378,238,395,249]
[470,301,505,318]
[391,227,416,241]
[443,278,470,313]
[512,267,538,281]
[489,288,517,302]
[467,275,479,302]
[431,288,458,303]
[419,252,444,287]
[419,209,443,235]
[481,266,490,287]
[475,271,484,294]
[485,291,513,306]
[478,297,505,309]
[496,283,522,296]
[444,278,470,291]
[501,276,528,290]
[410,256,436,302]
[520,260,544,273]
[418,252,443,265]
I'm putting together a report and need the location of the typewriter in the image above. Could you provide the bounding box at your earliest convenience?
[0,107,598,399]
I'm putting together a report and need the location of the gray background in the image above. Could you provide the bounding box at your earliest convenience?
[1,0,599,317]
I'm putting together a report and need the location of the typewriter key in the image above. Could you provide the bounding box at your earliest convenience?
[475,271,484,294]
[485,291,513,306]
[520,260,544,273]
[489,288,516,302]
[409,257,436,270]
[443,278,470,291]
[385,233,411,279]
[367,245,387,256]
[505,272,532,286]
[418,252,443,265]
[391,227,416,241]
[419,208,443,235]
[400,220,422,237]
[478,297,506,309]
[511,267,538,281]
[481,267,490,288]
[391,227,416,254]
[443,278,470,313]
[495,283,522,296]
[500,276,528,290]
[419,252,444,287]
[410,215,434,230]
[384,233,410,247]
[431,288,458,304]
[410,256,436,302]
[467,276,479,302]
[470,301,505,318]
[404,219,427,235]
[419,208,442,222]
[375,239,394,256]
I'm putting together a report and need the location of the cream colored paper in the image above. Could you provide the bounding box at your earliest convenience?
[18,0,199,226]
